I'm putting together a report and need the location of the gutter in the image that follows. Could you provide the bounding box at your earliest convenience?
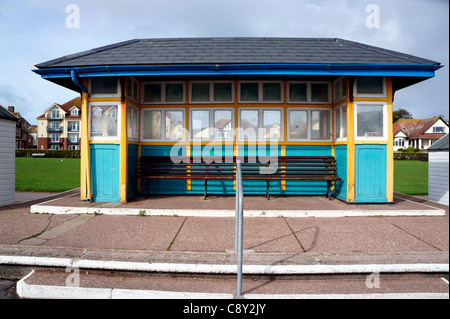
[34,63,443,79]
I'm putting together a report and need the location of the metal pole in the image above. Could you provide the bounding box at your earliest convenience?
[236,160,243,297]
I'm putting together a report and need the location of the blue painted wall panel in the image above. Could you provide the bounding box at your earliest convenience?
[127,144,139,200]
[334,145,347,201]
[90,145,120,202]
[355,145,387,203]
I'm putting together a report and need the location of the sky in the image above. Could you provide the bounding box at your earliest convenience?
[0,0,448,125]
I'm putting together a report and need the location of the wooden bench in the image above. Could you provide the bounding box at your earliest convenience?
[137,156,341,200]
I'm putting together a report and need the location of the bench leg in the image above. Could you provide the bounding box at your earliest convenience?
[266,180,270,200]
[204,180,208,200]
[145,179,150,199]
[326,181,331,200]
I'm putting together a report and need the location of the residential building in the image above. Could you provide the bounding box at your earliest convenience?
[7,106,34,149]
[37,97,81,150]
[0,105,18,206]
[427,134,449,205]
[393,117,449,151]
[33,38,442,204]
[30,125,38,148]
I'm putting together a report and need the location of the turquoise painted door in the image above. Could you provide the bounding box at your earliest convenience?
[355,145,387,203]
[90,145,120,202]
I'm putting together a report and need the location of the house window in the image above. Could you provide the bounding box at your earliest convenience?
[71,108,79,116]
[334,103,347,141]
[51,133,60,142]
[238,81,283,103]
[287,82,331,104]
[50,107,60,119]
[355,102,387,140]
[190,81,234,103]
[68,121,80,132]
[141,109,185,141]
[238,108,283,141]
[142,82,185,104]
[90,77,119,96]
[287,108,332,141]
[89,103,119,139]
[433,126,445,133]
[68,133,79,143]
[355,76,385,97]
[190,109,234,141]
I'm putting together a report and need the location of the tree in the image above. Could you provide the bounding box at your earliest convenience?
[393,108,413,123]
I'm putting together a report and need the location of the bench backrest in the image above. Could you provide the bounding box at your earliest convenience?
[138,156,338,178]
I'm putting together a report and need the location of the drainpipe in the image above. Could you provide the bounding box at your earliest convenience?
[71,71,92,202]
[70,70,88,93]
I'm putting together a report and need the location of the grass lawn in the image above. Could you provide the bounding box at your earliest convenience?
[394,160,428,195]
[15,158,80,192]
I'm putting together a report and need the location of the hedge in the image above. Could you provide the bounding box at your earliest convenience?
[16,149,81,158]
[394,152,428,161]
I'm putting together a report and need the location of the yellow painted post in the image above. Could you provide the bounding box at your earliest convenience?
[119,79,128,203]
[386,77,394,202]
[80,79,91,201]
[346,78,356,203]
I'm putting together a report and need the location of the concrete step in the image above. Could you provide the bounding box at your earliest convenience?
[16,268,449,299]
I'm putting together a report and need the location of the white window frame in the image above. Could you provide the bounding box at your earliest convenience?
[238,81,284,104]
[238,107,284,141]
[140,108,186,142]
[89,78,121,98]
[70,108,79,116]
[354,76,386,98]
[127,104,140,141]
[287,81,331,104]
[189,81,235,104]
[141,81,186,105]
[354,102,388,141]
[88,102,121,141]
[189,108,235,142]
[334,103,347,142]
[333,77,347,103]
[127,77,139,103]
[287,107,332,142]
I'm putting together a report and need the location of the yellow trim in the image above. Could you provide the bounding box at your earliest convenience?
[346,78,355,203]
[88,97,121,102]
[89,140,121,145]
[119,79,128,203]
[352,97,388,102]
[80,79,91,202]
[386,77,394,202]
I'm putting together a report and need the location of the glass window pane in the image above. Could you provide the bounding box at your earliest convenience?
[213,110,233,139]
[127,107,138,140]
[311,83,329,102]
[289,110,308,139]
[91,77,117,95]
[357,104,384,137]
[165,83,183,102]
[342,107,347,138]
[191,110,210,140]
[214,83,232,102]
[191,83,210,102]
[289,83,307,102]
[263,83,281,101]
[240,110,258,139]
[263,110,281,139]
[335,108,341,139]
[166,111,183,140]
[311,110,330,140]
[357,77,383,94]
[143,84,161,102]
[142,111,161,139]
[90,105,118,138]
[240,83,259,101]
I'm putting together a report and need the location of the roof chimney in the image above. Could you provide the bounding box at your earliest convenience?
[8,106,15,112]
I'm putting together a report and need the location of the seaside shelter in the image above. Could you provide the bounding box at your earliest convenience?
[33,38,442,204]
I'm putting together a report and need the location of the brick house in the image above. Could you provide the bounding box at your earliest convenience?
[37,97,81,150]
[7,106,34,149]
